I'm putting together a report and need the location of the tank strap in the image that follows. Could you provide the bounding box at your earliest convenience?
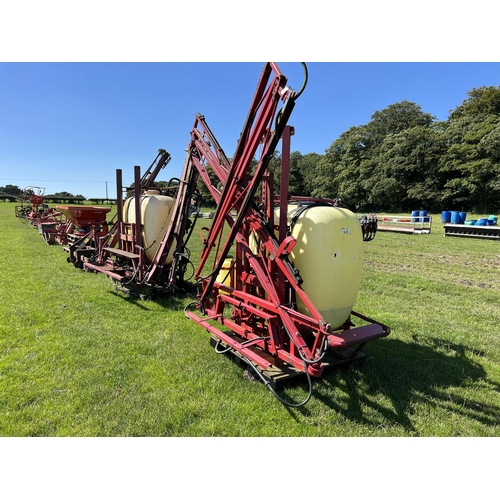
[288,202,333,234]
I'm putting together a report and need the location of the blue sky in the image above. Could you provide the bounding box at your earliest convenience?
[1,3,499,200]
[0,2,498,486]
[1,62,499,199]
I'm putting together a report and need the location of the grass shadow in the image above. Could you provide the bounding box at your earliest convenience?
[107,290,158,310]
[106,281,198,311]
[307,336,500,434]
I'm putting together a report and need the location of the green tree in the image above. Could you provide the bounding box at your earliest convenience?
[449,86,500,120]
[52,191,74,197]
[366,100,434,147]
[0,185,21,196]
[439,86,500,212]
[314,101,440,212]
[300,152,322,197]
[366,123,448,212]
[312,125,370,209]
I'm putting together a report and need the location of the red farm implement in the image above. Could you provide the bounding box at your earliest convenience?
[44,151,172,269]
[180,64,390,405]
[67,63,389,406]
[58,204,113,265]
[15,185,114,251]
[14,186,67,237]
[79,148,195,296]
[15,186,57,225]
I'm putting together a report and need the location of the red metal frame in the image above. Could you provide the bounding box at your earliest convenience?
[81,149,198,292]
[181,63,390,384]
[61,63,388,398]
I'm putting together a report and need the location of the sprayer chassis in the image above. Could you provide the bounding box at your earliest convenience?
[78,63,390,391]
[180,64,389,384]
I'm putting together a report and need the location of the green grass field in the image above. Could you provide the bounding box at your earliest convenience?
[1,201,499,436]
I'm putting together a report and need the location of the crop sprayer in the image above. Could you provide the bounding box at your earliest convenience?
[27,63,389,407]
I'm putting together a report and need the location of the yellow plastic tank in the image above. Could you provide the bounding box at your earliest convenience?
[123,190,176,263]
[215,258,234,294]
[275,204,363,329]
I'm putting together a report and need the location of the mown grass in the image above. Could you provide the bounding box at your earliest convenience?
[1,202,499,436]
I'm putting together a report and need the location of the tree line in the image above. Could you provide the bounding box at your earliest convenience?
[309,85,500,213]
[271,85,500,214]
[0,187,107,204]
[5,85,499,214]
[199,85,499,214]
[0,186,86,199]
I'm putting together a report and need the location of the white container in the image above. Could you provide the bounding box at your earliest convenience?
[123,190,176,263]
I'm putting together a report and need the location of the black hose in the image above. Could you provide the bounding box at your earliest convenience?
[275,323,329,366]
[214,336,269,355]
[293,62,308,101]
[272,62,309,133]
[242,355,313,408]
[184,300,201,316]
[187,304,314,407]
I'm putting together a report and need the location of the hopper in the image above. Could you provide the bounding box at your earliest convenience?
[57,205,111,228]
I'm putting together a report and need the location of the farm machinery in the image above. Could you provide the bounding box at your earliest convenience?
[63,62,389,406]
[15,186,55,224]
[61,150,173,271]
[14,186,68,239]
[14,185,114,248]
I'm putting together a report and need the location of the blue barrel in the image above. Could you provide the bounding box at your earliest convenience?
[411,210,420,222]
[475,218,488,226]
[419,210,430,223]
[450,211,461,224]
[459,212,467,224]
[442,211,451,223]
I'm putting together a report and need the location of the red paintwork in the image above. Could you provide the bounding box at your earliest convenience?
[179,63,390,379]
[57,205,111,227]
[72,63,390,388]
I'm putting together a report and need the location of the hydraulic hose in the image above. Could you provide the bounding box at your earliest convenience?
[273,62,308,132]
[242,355,313,408]
[293,62,308,101]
